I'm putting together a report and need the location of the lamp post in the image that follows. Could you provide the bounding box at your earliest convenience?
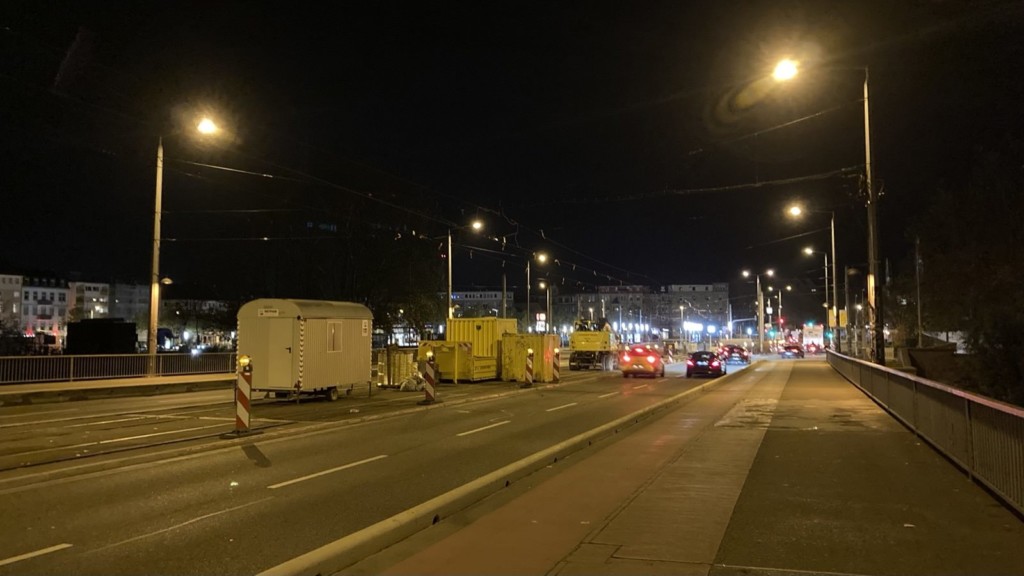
[788,205,840,352]
[679,305,685,343]
[525,252,547,332]
[539,280,552,332]
[148,118,219,374]
[446,219,483,320]
[774,60,878,362]
[742,269,774,354]
[803,247,831,339]
[768,285,791,331]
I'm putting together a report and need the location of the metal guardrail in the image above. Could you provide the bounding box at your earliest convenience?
[829,351,1024,516]
[0,352,237,385]
[1,348,419,388]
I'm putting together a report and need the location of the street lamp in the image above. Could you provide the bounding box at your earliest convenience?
[447,219,483,320]
[539,280,552,333]
[774,60,880,363]
[148,117,220,373]
[767,285,791,330]
[741,268,774,353]
[526,252,547,332]
[679,304,685,343]
[803,246,831,338]
[788,205,840,352]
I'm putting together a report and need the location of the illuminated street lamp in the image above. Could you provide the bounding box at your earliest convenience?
[774,59,880,363]
[742,268,774,353]
[148,117,220,373]
[447,219,484,319]
[767,284,792,330]
[539,280,552,333]
[788,204,840,352]
[803,246,831,338]
[526,252,548,331]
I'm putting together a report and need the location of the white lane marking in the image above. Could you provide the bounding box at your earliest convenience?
[65,416,149,427]
[268,455,388,489]
[598,391,619,399]
[97,423,226,444]
[632,384,649,390]
[456,420,511,437]
[0,408,78,419]
[546,402,577,412]
[0,543,73,567]
[93,498,272,552]
[15,424,228,457]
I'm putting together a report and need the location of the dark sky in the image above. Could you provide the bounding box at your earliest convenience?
[2,1,1022,323]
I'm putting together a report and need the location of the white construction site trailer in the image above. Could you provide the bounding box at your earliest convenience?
[236,299,373,401]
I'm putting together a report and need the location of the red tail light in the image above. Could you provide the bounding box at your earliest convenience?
[646,355,657,364]
[621,353,631,362]
[711,360,720,367]
[686,359,694,366]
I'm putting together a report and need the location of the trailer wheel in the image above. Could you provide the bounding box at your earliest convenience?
[326,387,339,402]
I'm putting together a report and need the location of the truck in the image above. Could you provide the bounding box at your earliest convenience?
[802,325,825,351]
[568,318,622,371]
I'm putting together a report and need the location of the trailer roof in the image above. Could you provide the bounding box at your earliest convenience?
[237,299,373,320]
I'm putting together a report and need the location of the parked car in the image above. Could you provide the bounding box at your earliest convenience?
[686,351,725,378]
[620,345,666,378]
[718,344,750,365]
[780,344,805,359]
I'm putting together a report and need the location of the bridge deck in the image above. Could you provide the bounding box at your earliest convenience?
[359,358,1024,576]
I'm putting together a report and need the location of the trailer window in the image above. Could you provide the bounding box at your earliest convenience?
[328,322,342,352]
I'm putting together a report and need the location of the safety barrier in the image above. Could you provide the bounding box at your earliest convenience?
[829,351,1024,515]
[0,352,237,385]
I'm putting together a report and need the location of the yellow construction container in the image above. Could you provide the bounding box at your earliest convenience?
[446,317,518,358]
[416,341,497,382]
[501,333,560,383]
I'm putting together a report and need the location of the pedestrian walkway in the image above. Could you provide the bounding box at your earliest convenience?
[346,359,1024,576]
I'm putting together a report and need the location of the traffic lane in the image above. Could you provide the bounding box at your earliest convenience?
[0,368,722,574]
[0,370,623,478]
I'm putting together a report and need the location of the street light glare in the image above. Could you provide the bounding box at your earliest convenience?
[537,252,548,264]
[804,246,814,255]
[788,205,802,216]
[773,59,799,82]
[766,269,775,277]
[196,118,218,134]
[471,220,483,231]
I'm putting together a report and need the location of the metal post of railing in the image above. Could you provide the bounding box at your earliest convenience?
[964,399,975,481]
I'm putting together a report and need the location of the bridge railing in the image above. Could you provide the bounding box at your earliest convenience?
[829,351,1024,516]
[0,352,237,384]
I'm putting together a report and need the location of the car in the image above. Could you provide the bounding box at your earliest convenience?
[780,344,805,359]
[719,344,750,365]
[619,345,666,378]
[686,351,725,378]
[805,342,821,355]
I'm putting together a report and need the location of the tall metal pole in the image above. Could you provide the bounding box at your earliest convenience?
[845,266,853,355]
[831,212,841,352]
[915,236,923,348]
[546,286,551,333]
[864,66,885,365]
[147,137,164,374]
[756,274,764,354]
[823,253,830,334]
[447,229,453,320]
[525,260,530,332]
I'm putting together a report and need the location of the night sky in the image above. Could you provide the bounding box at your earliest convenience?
[2,1,1022,324]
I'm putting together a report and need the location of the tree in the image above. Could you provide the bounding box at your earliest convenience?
[909,138,1024,404]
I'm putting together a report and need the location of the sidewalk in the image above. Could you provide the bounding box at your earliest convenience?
[347,360,1024,576]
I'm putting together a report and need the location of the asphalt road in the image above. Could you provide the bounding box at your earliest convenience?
[0,361,747,575]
